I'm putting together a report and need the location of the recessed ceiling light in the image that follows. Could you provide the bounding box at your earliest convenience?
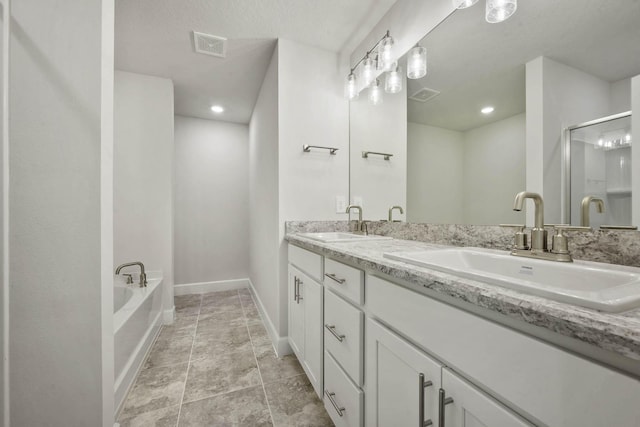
[210,105,224,113]
[481,106,495,114]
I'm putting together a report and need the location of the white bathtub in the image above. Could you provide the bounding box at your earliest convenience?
[114,273,164,413]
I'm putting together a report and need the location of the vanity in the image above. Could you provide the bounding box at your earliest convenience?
[285,230,640,427]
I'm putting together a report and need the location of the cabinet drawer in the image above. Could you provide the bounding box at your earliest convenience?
[289,244,322,282]
[324,289,364,386]
[324,351,363,427]
[324,258,364,306]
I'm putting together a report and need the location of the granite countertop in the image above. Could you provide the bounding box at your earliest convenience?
[286,233,640,363]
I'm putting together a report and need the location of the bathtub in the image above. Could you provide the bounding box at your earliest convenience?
[114,273,164,412]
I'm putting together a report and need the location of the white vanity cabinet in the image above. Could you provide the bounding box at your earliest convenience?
[288,246,324,397]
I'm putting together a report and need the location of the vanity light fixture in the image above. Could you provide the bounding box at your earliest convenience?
[345,72,359,101]
[407,45,427,79]
[385,64,402,94]
[369,79,383,105]
[210,105,224,113]
[361,55,376,88]
[481,106,495,114]
[486,0,517,23]
[453,0,480,9]
[378,34,395,71]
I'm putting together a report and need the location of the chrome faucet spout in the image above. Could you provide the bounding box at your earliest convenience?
[115,261,147,287]
[580,196,605,227]
[388,206,404,222]
[513,191,544,229]
[345,205,364,234]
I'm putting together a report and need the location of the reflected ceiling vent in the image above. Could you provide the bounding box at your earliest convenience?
[193,31,227,58]
[409,87,441,103]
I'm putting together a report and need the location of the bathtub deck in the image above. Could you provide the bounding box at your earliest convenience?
[117,288,334,426]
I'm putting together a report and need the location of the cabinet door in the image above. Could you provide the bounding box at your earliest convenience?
[441,368,533,427]
[303,276,323,397]
[366,319,442,427]
[288,266,304,357]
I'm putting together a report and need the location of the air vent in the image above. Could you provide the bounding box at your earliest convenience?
[193,31,227,58]
[409,87,441,103]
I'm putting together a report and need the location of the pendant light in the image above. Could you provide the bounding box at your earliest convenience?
[486,0,517,23]
[453,0,479,9]
[378,33,395,71]
[385,64,402,94]
[361,55,375,88]
[344,72,358,101]
[369,79,383,105]
[407,45,427,79]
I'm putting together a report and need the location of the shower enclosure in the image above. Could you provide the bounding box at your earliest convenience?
[564,112,633,229]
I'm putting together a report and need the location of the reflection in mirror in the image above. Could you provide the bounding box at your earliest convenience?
[349,0,640,227]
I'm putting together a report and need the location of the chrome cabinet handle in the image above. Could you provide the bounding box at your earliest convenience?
[293,277,298,302]
[324,389,345,417]
[438,388,454,427]
[297,278,303,303]
[419,374,434,427]
[324,324,345,342]
[325,273,346,284]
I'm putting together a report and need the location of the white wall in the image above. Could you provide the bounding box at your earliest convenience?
[9,0,113,425]
[0,0,7,422]
[350,75,407,221]
[632,75,640,226]
[249,45,280,346]
[114,71,174,316]
[463,114,526,225]
[610,78,631,114]
[407,122,463,223]
[174,115,249,285]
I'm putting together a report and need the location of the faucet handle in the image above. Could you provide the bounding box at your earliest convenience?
[500,224,528,250]
[123,273,134,285]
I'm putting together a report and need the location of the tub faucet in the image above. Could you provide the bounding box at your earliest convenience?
[345,205,365,234]
[115,262,147,287]
[388,206,404,222]
[581,196,605,227]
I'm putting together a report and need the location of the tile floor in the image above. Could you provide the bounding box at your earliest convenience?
[117,288,334,427]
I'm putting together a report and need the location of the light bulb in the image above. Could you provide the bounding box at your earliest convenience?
[378,35,395,71]
[486,0,517,23]
[385,65,402,94]
[369,79,383,105]
[210,105,224,113]
[344,73,358,101]
[481,106,495,114]
[453,0,479,9]
[598,138,604,147]
[362,55,375,87]
[407,46,427,79]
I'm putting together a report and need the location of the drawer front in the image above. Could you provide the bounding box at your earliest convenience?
[324,258,364,306]
[289,244,323,282]
[324,289,364,386]
[324,351,363,427]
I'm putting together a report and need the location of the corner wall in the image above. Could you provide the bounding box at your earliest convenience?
[114,71,174,318]
[632,75,640,226]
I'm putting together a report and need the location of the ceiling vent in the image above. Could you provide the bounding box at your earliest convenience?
[409,87,441,103]
[193,31,227,58]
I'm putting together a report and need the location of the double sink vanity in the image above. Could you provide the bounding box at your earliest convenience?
[285,223,640,427]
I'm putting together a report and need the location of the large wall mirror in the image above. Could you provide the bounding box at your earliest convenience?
[349,0,640,227]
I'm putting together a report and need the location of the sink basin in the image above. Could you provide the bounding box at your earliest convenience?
[383,248,640,312]
[298,232,392,243]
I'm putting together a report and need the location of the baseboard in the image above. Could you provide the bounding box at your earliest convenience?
[174,278,249,295]
[162,306,175,325]
[247,279,292,357]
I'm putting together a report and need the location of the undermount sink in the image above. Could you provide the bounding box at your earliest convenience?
[298,232,392,243]
[383,247,640,312]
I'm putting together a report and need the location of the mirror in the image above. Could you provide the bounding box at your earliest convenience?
[349,0,640,227]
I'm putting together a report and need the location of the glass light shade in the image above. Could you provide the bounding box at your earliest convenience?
[361,56,375,87]
[486,0,517,23]
[385,66,402,94]
[369,79,383,105]
[344,73,358,101]
[453,0,479,9]
[378,36,395,71]
[407,46,427,79]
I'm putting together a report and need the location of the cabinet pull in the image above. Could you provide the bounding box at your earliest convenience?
[293,277,298,302]
[419,374,434,427]
[325,273,346,284]
[438,388,454,427]
[324,389,345,417]
[297,278,303,303]
[324,324,346,342]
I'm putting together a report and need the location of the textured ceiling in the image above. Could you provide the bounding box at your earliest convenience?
[405,0,640,131]
[115,0,397,123]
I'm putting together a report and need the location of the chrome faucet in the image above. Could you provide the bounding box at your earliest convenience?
[388,206,404,222]
[510,191,573,262]
[115,262,147,287]
[345,205,365,234]
[581,196,605,227]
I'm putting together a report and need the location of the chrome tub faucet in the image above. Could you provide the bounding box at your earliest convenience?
[115,262,147,287]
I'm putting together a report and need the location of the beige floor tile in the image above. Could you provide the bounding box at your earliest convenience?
[178,386,272,426]
[183,350,261,403]
[157,316,198,341]
[255,344,304,385]
[191,324,252,360]
[144,334,193,369]
[118,405,180,427]
[265,375,334,427]
[196,309,246,333]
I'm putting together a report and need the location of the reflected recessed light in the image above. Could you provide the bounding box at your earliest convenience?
[210,105,224,113]
[481,106,495,114]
